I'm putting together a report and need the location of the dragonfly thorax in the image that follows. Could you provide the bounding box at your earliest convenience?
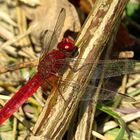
[37,50,65,79]
[38,38,79,80]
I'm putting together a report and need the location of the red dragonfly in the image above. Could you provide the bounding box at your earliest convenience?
[0,11,138,125]
[0,45,138,125]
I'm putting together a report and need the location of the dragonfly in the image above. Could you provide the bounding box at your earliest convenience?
[0,13,139,125]
[0,45,139,125]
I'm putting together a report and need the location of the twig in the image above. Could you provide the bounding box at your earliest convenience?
[30,0,129,139]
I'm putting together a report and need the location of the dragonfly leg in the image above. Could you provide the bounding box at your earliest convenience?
[41,77,58,97]
[56,79,67,102]
[41,75,67,102]
[68,63,91,73]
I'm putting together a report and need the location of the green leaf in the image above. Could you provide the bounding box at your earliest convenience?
[97,103,126,140]
[126,2,140,16]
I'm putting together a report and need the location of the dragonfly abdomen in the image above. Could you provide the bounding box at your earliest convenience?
[0,73,43,124]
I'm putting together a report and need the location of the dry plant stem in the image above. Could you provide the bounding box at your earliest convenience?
[16,7,35,59]
[32,85,58,134]
[66,109,79,140]
[74,18,121,140]
[0,28,31,48]
[92,130,108,140]
[13,118,17,140]
[16,7,29,46]
[126,78,140,88]
[30,0,129,139]
[0,25,14,40]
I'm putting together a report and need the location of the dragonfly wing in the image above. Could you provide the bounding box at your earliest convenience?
[40,8,66,58]
[2,59,139,76]
[41,78,80,95]
[40,30,54,54]
[95,60,138,79]
[57,58,140,79]
[42,76,135,103]
[81,85,135,102]
[48,8,66,51]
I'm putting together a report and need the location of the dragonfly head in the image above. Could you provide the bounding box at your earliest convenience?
[57,38,79,57]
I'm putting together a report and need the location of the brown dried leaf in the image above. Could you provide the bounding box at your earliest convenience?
[21,0,81,46]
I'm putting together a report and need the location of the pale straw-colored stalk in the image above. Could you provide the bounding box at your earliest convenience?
[29,0,129,139]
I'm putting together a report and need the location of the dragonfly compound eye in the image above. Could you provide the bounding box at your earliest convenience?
[57,38,77,51]
[57,38,79,57]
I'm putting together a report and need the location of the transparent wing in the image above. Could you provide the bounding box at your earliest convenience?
[1,59,137,102]
[91,59,140,79]
[55,59,140,79]
[1,59,140,78]
[40,8,66,58]
[81,85,135,102]
[50,79,135,102]
[95,60,139,79]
